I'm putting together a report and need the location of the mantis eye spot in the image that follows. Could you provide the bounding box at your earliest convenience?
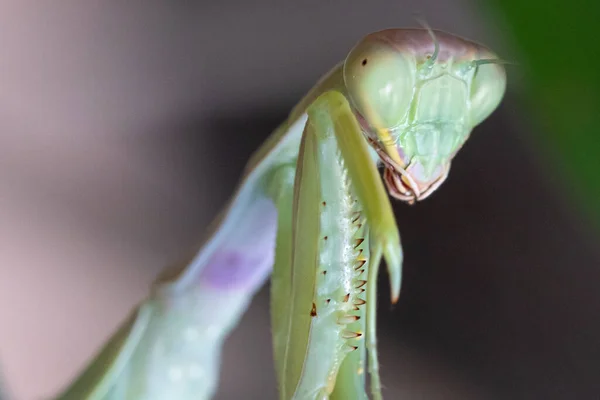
[343,40,416,129]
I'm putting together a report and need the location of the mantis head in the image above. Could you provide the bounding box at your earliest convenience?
[343,28,507,203]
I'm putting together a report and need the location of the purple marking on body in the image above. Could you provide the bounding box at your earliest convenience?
[201,249,274,291]
[199,196,278,292]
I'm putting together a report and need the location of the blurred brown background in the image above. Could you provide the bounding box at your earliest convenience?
[1,2,598,399]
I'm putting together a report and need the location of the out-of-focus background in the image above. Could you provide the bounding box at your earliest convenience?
[1,2,599,399]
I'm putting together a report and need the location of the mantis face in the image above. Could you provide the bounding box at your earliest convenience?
[343,29,507,203]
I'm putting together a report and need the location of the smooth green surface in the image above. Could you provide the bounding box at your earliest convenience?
[269,166,296,398]
[280,121,321,399]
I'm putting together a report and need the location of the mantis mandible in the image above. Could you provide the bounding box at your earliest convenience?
[53,27,506,400]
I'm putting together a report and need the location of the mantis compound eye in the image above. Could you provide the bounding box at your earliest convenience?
[343,38,416,130]
[468,57,507,127]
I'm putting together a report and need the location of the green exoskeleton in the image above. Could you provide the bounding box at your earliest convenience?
[53,28,506,400]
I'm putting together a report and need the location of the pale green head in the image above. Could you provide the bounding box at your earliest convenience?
[343,28,506,202]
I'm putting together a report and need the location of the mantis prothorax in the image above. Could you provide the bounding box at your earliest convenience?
[54,28,506,400]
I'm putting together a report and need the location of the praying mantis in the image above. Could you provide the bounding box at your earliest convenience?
[53,27,506,400]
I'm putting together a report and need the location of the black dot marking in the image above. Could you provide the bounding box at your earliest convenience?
[326,299,331,304]
[324,236,328,241]
[322,201,326,206]
[322,270,327,275]
[311,302,317,317]
[362,59,368,66]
